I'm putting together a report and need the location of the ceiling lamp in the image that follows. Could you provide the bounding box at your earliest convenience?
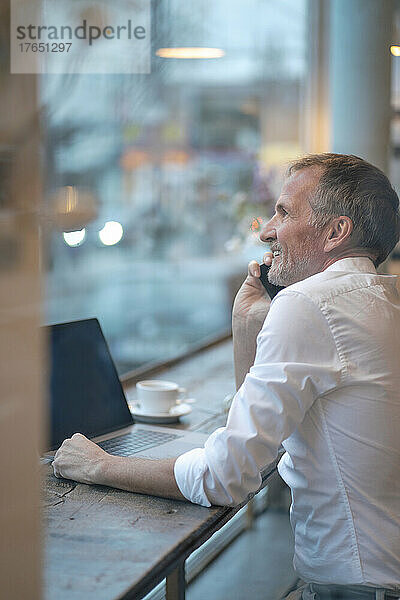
[156,47,225,59]
[46,186,98,232]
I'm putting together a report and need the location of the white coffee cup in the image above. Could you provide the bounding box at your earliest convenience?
[136,380,186,415]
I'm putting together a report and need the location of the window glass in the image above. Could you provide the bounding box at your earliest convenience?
[42,0,308,374]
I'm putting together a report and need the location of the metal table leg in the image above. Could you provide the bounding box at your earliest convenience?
[246,497,255,529]
[166,560,186,600]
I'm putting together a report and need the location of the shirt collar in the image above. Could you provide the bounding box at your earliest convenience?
[323,257,377,274]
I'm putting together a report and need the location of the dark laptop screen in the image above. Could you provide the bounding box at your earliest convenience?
[46,318,133,450]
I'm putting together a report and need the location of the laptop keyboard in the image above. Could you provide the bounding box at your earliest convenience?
[97,429,180,457]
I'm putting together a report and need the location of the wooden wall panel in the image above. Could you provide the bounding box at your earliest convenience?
[0,1,43,597]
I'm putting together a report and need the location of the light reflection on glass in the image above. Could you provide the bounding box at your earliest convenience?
[98,221,123,246]
[63,229,86,247]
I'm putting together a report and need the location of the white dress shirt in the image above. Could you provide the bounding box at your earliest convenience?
[174,257,400,587]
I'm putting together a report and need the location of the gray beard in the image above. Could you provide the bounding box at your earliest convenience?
[268,253,315,287]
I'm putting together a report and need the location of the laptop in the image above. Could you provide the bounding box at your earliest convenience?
[45,318,208,459]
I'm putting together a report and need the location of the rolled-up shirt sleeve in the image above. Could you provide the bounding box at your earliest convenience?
[174,290,344,507]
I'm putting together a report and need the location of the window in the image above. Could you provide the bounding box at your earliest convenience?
[42,0,308,374]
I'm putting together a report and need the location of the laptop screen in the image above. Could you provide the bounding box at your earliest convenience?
[46,318,133,450]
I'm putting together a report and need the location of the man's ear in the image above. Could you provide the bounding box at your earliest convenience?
[324,216,353,253]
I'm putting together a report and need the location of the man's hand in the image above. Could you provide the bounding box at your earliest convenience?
[53,433,108,484]
[232,252,273,322]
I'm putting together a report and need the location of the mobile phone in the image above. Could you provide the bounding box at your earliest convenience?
[259,263,284,299]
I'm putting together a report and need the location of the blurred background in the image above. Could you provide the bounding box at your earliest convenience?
[41,0,308,374]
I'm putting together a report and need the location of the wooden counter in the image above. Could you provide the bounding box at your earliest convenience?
[42,339,278,600]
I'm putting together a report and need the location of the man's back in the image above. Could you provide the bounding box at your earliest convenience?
[280,257,400,585]
[175,257,400,587]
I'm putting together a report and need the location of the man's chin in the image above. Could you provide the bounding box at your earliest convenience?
[268,260,299,287]
[268,265,287,287]
[269,260,315,287]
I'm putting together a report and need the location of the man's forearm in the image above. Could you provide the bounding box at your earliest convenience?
[98,455,187,501]
[53,433,188,501]
[232,312,266,389]
[231,274,270,390]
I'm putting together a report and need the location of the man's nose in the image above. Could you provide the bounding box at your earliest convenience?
[259,217,276,243]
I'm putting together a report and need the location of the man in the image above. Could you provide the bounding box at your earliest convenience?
[53,154,400,598]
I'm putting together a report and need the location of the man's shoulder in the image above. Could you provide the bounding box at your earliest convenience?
[275,267,392,307]
[276,270,361,305]
[261,272,340,344]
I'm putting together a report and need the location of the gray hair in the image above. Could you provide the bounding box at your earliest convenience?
[287,153,400,266]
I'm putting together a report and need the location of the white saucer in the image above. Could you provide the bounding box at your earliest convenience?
[129,402,192,424]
